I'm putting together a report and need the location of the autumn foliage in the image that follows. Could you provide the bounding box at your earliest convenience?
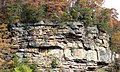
[44,0,69,15]
[0,23,16,69]
[0,0,119,24]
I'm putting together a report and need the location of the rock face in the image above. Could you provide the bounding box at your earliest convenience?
[11,22,115,71]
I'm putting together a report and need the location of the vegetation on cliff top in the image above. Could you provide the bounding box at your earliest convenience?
[0,0,118,24]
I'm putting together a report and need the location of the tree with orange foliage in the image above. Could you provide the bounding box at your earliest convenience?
[43,0,70,22]
[0,0,119,26]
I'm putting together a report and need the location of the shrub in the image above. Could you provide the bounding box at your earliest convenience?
[12,55,33,72]
[14,64,32,72]
[51,58,58,68]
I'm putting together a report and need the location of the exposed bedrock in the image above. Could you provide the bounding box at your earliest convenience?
[10,22,116,71]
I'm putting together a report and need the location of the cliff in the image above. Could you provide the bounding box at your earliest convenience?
[10,22,115,71]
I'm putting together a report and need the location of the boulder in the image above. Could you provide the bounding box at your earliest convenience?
[72,49,86,59]
[48,49,63,58]
[98,48,112,63]
[85,50,98,61]
[64,49,73,60]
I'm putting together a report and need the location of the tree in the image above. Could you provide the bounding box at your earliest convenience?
[21,4,44,23]
[43,0,70,22]
[0,0,22,23]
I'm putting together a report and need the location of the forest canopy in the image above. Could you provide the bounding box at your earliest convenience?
[0,0,119,25]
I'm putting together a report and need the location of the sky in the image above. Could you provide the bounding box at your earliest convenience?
[103,0,120,21]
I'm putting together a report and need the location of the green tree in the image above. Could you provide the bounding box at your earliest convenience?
[21,4,44,23]
[0,0,21,24]
[6,3,21,24]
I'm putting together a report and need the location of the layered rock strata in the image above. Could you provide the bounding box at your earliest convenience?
[11,22,115,71]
